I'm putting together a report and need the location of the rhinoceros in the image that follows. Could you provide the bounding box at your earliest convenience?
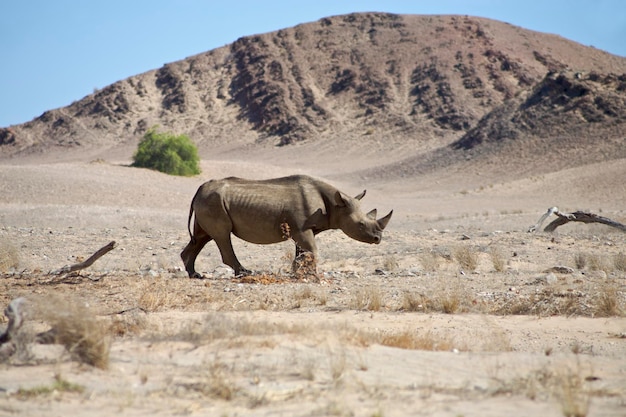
[180,175,393,277]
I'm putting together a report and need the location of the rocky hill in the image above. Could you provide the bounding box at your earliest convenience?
[1,13,625,173]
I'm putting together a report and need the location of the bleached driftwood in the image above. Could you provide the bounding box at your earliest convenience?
[0,297,27,361]
[529,207,626,233]
[51,241,117,275]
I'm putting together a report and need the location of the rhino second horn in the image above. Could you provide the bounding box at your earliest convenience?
[377,210,393,229]
[367,209,377,219]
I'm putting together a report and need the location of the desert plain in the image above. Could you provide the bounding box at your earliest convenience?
[0,137,624,417]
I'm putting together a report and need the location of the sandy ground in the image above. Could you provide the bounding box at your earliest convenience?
[0,151,625,416]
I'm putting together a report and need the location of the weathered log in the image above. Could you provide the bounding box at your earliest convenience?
[545,211,626,232]
[0,297,27,361]
[51,241,117,274]
[529,207,626,233]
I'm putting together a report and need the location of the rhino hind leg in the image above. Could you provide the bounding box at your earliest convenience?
[213,235,250,277]
[181,233,212,278]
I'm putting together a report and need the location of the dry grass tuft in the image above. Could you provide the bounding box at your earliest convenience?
[593,283,623,317]
[350,286,383,311]
[613,252,626,272]
[137,276,182,312]
[178,356,238,401]
[402,280,471,314]
[454,245,479,272]
[574,252,587,270]
[200,357,238,400]
[16,373,85,399]
[419,251,441,272]
[382,255,399,272]
[587,253,611,273]
[556,367,591,417]
[489,246,507,272]
[153,312,303,345]
[378,330,455,351]
[109,310,148,337]
[0,239,19,272]
[34,296,110,369]
[327,348,347,383]
[402,291,425,312]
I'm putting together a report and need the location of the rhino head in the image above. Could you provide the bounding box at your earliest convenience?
[333,190,393,244]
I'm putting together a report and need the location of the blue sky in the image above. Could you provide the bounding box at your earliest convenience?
[1,0,625,127]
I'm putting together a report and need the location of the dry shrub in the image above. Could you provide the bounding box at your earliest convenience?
[614,252,626,272]
[454,245,479,272]
[292,286,327,307]
[35,296,110,369]
[402,291,425,312]
[491,283,625,317]
[378,330,454,351]
[154,312,303,345]
[382,255,399,272]
[419,251,440,271]
[327,348,347,383]
[587,254,611,273]
[0,239,19,272]
[350,286,383,311]
[109,310,147,337]
[137,275,189,311]
[574,252,587,270]
[489,246,507,272]
[593,283,623,317]
[16,373,85,399]
[403,280,471,314]
[555,367,591,417]
[179,356,238,401]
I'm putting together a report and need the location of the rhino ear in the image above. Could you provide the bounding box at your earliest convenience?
[304,208,326,230]
[354,190,366,200]
[367,209,377,219]
[334,191,348,207]
[377,210,393,229]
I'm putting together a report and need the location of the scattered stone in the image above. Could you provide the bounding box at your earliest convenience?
[543,266,574,274]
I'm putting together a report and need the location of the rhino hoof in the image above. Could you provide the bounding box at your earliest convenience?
[235,269,252,277]
[190,272,205,279]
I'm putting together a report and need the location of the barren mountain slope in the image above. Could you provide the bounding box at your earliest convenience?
[2,13,625,174]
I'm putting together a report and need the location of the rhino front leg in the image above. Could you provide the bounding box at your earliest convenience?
[214,235,251,276]
[291,230,318,274]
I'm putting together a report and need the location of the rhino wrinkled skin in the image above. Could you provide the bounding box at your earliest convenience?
[181,175,393,277]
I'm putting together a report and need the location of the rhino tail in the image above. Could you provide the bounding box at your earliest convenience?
[187,203,196,244]
[187,192,198,245]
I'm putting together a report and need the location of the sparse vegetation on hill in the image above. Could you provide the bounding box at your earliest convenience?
[131,127,201,176]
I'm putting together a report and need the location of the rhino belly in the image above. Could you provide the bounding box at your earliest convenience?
[228,212,288,245]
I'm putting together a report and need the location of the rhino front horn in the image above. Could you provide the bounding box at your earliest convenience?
[377,210,393,229]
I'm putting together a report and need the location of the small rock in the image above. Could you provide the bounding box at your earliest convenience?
[545,272,558,285]
[543,266,574,274]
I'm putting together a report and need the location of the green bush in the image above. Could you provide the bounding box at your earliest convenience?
[132,128,201,176]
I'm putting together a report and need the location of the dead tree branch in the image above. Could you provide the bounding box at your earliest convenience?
[51,241,117,275]
[529,207,626,233]
[0,298,27,361]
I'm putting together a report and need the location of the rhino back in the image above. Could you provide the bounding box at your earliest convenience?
[196,175,333,244]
